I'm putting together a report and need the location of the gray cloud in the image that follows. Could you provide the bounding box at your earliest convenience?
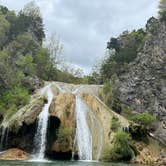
[0,0,158,73]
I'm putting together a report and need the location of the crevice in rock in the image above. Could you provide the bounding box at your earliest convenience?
[46,116,61,149]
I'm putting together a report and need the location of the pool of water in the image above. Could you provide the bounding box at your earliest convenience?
[0,160,148,166]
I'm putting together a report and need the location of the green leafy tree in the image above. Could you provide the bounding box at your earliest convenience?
[7,32,39,67]
[0,14,10,49]
[98,29,146,82]
[159,0,166,21]
[131,112,156,127]
[20,1,45,43]
[16,54,36,76]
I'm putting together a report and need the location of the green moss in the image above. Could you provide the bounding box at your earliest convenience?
[5,104,18,119]
[57,127,72,151]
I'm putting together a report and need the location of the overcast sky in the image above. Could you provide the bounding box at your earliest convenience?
[0,0,158,74]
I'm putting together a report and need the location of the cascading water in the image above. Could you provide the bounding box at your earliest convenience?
[33,84,53,160]
[0,125,9,151]
[75,95,92,160]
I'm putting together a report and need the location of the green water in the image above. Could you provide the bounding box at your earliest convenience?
[0,160,148,166]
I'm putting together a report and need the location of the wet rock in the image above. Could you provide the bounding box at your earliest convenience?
[2,96,45,132]
[0,148,29,160]
[48,93,75,158]
[82,93,130,160]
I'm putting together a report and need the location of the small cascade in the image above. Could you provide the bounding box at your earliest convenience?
[87,110,103,161]
[0,125,9,151]
[33,84,53,160]
[75,95,92,160]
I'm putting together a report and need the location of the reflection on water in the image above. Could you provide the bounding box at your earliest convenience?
[0,160,147,166]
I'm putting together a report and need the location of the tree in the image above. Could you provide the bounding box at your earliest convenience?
[16,54,36,76]
[131,112,156,127]
[45,34,63,80]
[0,14,10,49]
[20,1,45,43]
[159,0,166,21]
[0,5,8,15]
[6,32,39,69]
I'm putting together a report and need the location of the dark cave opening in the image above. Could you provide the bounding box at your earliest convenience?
[6,121,37,153]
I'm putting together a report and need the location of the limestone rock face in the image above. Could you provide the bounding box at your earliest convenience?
[81,93,129,159]
[0,94,45,152]
[48,93,75,156]
[0,148,29,160]
[133,139,166,165]
[2,95,45,132]
[117,17,166,145]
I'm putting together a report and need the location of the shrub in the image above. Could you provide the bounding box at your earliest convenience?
[111,131,133,161]
[100,80,113,108]
[111,116,121,131]
[3,86,30,109]
[57,127,72,151]
[123,106,133,119]
[131,112,156,127]
[102,131,133,161]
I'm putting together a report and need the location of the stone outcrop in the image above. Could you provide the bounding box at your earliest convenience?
[133,139,166,165]
[0,148,29,160]
[116,17,166,145]
[1,95,45,132]
[48,93,76,159]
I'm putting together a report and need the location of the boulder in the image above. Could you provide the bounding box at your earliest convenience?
[0,148,29,160]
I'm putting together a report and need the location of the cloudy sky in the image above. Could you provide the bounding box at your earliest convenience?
[0,0,158,74]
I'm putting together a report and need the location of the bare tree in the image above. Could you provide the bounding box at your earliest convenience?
[45,34,63,80]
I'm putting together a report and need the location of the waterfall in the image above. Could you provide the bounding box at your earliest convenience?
[0,125,9,151]
[33,84,53,160]
[87,110,103,161]
[75,95,92,160]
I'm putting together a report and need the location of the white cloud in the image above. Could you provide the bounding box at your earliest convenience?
[0,0,158,74]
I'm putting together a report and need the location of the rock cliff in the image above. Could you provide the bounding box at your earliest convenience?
[117,17,166,145]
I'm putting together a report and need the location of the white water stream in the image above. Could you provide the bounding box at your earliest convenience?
[75,95,93,160]
[33,84,53,160]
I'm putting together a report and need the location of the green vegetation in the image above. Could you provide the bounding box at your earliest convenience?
[122,106,133,119]
[99,80,113,108]
[0,3,88,117]
[131,112,156,127]
[102,131,133,161]
[159,0,166,22]
[99,75,122,113]
[111,116,120,132]
[57,127,72,151]
[92,29,146,83]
